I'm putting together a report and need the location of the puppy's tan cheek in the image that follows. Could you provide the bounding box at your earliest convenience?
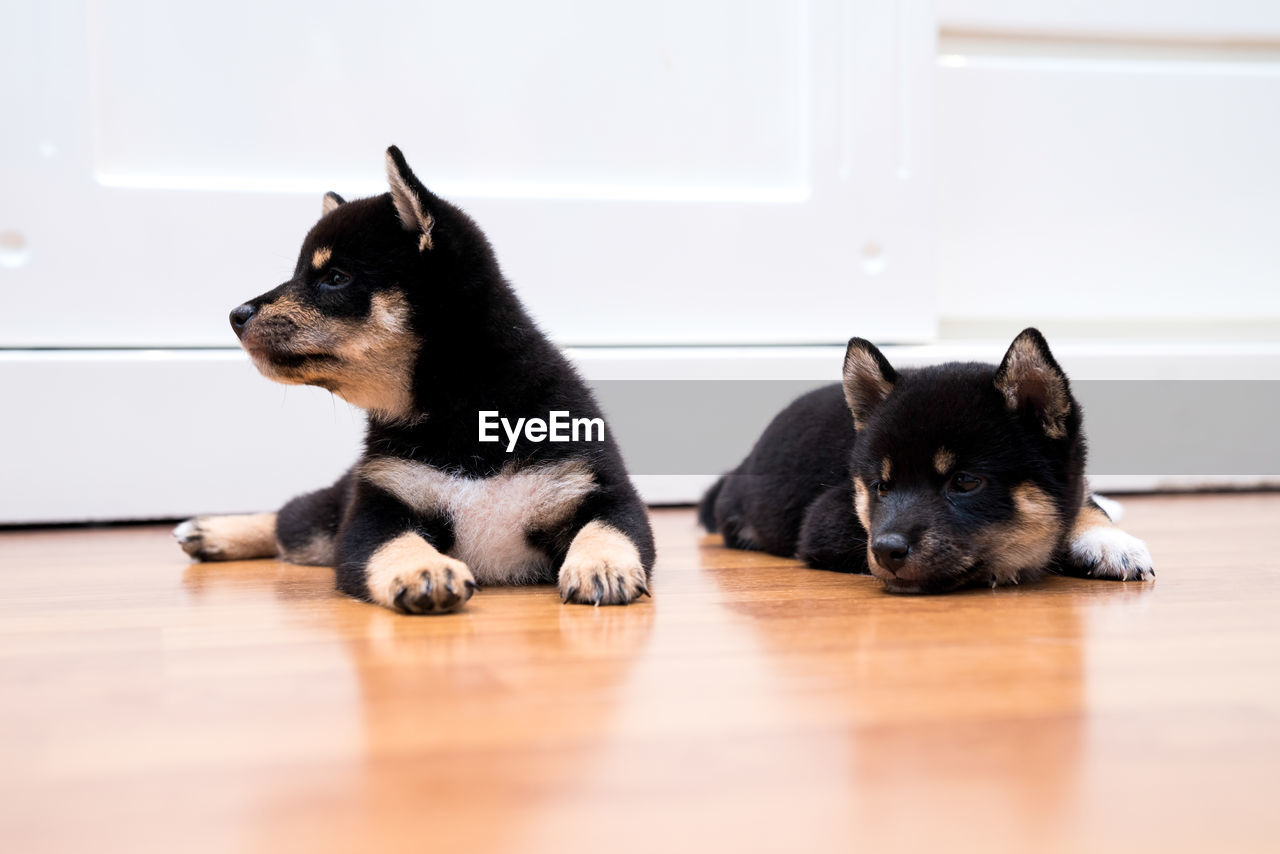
[319,294,419,419]
[980,483,1063,583]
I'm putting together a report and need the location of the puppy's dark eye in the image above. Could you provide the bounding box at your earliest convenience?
[319,269,352,289]
[872,480,890,498]
[948,472,985,495]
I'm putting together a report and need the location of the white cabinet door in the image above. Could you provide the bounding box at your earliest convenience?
[1,0,937,348]
[935,1,1280,330]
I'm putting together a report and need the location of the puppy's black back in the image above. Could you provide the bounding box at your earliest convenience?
[702,384,854,556]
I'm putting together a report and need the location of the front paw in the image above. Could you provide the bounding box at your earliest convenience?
[367,535,478,614]
[173,513,278,561]
[559,521,650,606]
[1068,527,1155,581]
[388,559,477,614]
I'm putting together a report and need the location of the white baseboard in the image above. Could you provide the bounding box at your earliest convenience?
[3,342,1278,524]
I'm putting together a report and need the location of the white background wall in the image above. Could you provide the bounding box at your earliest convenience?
[2,0,1278,522]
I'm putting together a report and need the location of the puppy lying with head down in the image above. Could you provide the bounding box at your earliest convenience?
[176,147,654,613]
[701,330,1154,593]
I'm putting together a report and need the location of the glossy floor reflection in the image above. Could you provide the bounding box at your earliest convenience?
[2,494,1279,853]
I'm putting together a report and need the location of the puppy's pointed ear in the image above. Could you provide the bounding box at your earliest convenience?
[321,191,345,216]
[385,145,436,251]
[994,328,1072,439]
[842,337,898,429]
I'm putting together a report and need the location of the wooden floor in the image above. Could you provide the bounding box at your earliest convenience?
[2,495,1279,853]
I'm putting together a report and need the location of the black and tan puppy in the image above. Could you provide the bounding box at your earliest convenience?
[700,329,1153,593]
[176,147,654,613]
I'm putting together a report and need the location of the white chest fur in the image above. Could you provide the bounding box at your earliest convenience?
[358,457,597,585]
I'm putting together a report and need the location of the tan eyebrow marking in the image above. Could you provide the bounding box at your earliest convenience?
[312,247,332,269]
[934,448,956,476]
[881,458,892,482]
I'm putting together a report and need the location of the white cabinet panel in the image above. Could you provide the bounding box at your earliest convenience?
[0,0,937,347]
[90,2,807,194]
[937,58,1280,321]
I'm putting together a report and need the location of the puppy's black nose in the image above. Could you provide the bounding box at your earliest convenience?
[229,304,255,336]
[872,533,911,573]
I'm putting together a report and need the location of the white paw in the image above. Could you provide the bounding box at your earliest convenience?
[1069,527,1154,581]
[559,554,648,606]
[558,521,650,606]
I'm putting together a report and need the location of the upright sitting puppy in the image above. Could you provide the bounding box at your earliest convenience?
[176,147,654,613]
[700,329,1153,593]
